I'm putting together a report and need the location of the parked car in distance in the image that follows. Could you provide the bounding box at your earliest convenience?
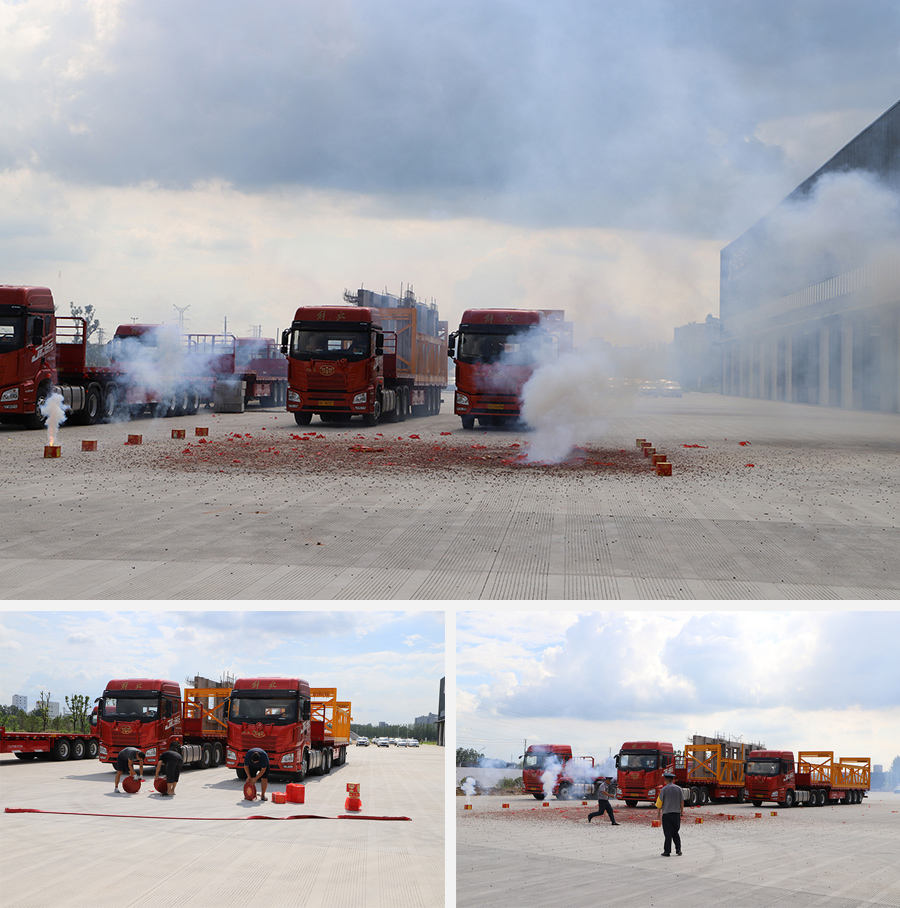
[356,736,369,746]
[659,380,683,397]
[406,738,420,747]
[637,380,660,397]
[376,737,390,747]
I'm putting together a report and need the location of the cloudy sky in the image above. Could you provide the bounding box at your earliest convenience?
[0,609,444,725]
[457,610,900,770]
[2,1,898,345]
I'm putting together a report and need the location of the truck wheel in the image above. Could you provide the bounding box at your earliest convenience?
[200,743,212,769]
[398,388,408,422]
[322,750,332,775]
[532,793,544,800]
[432,387,441,415]
[103,385,119,421]
[52,738,71,761]
[212,743,224,767]
[24,383,50,429]
[294,411,312,426]
[688,788,700,807]
[80,386,102,425]
[235,767,247,780]
[699,788,709,805]
[71,738,86,760]
[752,799,763,808]
[783,790,795,808]
[625,799,638,808]
[185,388,201,415]
[87,739,99,759]
[295,751,308,782]
[461,415,475,430]
[362,395,382,426]
[556,783,572,800]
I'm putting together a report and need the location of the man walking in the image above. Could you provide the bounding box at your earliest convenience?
[244,747,270,801]
[658,770,684,856]
[114,747,145,792]
[588,777,620,825]
[155,741,184,797]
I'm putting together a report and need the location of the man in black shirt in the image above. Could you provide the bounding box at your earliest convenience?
[114,747,145,792]
[244,747,270,801]
[155,742,184,796]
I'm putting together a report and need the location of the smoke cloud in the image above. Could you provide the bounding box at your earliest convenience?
[40,390,67,445]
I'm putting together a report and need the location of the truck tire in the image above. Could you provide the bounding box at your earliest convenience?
[52,738,71,761]
[362,395,382,427]
[185,388,201,415]
[752,799,763,808]
[461,415,475,430]
[71,738,86,760]
[625,799,638,808]
[103,385,119,421]
[295,750,308,783]
[699,787,709,805]
[87,739,99,759]
[294,411,312,426]
[398,388,408,422]
[322,750,332,775]
[200,743,212,769]
[79,386,102,425]
[556,783,572,800]
[235,767,247,780]
[689,788,700,807]
[532,793,544,800]
[24,383,50,429]
[212,742,224,767]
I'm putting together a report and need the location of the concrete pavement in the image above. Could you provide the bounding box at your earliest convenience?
[0,743,443,908]
[456,792,900,908]
[2,393,899,599]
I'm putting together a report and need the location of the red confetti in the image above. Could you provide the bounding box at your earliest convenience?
[738,441,751,446]
[745,463,755,467]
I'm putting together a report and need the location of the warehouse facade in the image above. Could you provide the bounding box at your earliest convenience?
[720,101,900,413]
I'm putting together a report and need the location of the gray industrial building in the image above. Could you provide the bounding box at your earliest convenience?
[720,100,900,412]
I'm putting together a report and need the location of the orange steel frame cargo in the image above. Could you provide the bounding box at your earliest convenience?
[798,752,871,789]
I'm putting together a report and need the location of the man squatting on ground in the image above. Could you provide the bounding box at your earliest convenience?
[114,746,145,792]
[155,742,184,796]
[245,746,270,801]
[658,770,684,856]
[588,778,620,825]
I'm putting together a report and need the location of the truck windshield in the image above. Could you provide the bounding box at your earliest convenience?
[0,311,25,353]
[100,695,160,722]
[230,693,298,724]
[619,753,659,770]
[745,760,781,776]
[457,328,547,366]
[524,753,559,770]
[289,328,370,361]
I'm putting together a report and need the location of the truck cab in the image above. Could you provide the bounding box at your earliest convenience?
[282,307,388,426]
[96,678,183,767]
[615,740,678,806]
[0,286,57,428]
[448,309,554,429]
[744,749,798,807]
[523,744,601,801]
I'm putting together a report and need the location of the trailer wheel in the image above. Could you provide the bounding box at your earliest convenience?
[71,738,86,760]
[87,739,99,759]
[52,738,71,761]
[212,742,224,767]
[200,743,212,769]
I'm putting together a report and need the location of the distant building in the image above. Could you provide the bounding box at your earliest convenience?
[48,702,60,719]
[415,712,438,725]
[720,100,900,412]
[12,694,27,711]
[673,315,721,391]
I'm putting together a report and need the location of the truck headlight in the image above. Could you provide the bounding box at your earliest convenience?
[455,392,469,407]
[226,749,236,762]
[145,747,157,759]
[99,744,108,757]
[352,392,367,404]
[648,788,656,797]
[1,388,19,402]
[280,753,294,765]
[287,390,301,403]
[771,790,779,798]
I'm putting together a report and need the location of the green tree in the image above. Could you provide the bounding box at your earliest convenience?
[456,747,483,767]
[65,694,91,733]
[35,690,51,731]
[69,303,101,341]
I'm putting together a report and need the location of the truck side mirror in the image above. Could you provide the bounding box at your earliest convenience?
[614,755,620,768]
[280,329,289,356]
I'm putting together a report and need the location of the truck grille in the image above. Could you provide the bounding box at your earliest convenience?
[242,732,277,750]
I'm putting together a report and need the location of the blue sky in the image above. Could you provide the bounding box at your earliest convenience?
[457,610,900,770]
[1,1,897,345]
[0,609,444,726]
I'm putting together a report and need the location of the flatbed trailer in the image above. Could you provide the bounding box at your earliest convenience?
[1,726,100,761]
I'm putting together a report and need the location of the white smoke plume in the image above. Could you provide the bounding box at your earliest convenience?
[460,776,477,801]
[540,757,561,799]
[41,390,67,446]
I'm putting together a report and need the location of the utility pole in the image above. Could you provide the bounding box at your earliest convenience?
[173,304,190,334]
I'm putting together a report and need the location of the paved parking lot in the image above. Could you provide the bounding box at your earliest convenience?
[456,792,900,908]
[2,394,898,599]
[0,743,443,908]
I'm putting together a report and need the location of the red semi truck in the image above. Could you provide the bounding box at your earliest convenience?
[282,288,447,426]
[448,308,558,430]
[96,679,231,770]
[1,726,100,762]
[744,750,870,807]
[226,678,351,782]
[522,744,607,801]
